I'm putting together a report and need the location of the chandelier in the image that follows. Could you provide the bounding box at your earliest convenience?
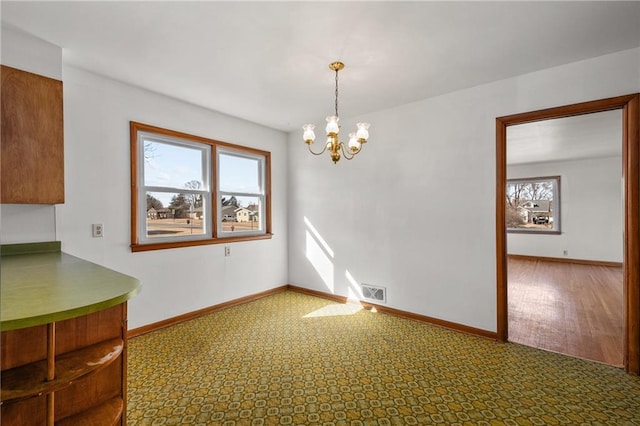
[302,61,370,164]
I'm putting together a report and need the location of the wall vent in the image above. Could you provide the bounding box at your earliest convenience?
[361,284,386,304]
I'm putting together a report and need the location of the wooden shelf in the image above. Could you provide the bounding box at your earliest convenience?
[55,396,123,426]
[1,338,123,404]
[1,250,137,425]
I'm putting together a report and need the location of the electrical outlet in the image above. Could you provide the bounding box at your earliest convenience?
[563,250,568,256]
[92,223,104,238]
[225,246,231,257]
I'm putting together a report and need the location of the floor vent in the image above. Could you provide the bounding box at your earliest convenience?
[361,284,386,304]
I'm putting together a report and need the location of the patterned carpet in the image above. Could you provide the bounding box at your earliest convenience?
[127,291,640,425]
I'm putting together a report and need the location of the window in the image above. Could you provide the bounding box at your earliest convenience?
[131,122,271,251]
[506,176,560,234]
[218,150,266,235]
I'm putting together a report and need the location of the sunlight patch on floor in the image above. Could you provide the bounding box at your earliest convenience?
[303,303,363,318]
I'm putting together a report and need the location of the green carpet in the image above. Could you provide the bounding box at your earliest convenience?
[127,291,640,425]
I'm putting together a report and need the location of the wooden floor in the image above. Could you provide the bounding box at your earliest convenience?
[507,257,624,367]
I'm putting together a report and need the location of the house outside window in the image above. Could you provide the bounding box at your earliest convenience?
[506,176,560,234]
[131,122,271,251]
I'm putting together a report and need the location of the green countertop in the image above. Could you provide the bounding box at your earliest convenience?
[1,246,140,332]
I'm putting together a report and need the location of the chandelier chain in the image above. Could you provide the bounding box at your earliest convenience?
[334,68,339,117]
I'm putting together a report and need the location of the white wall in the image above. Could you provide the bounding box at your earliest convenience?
[287,48,640,332]
[507,157,623,262]
[0,26,61,244]
[58,66,289,329]
[0,204,58,243]
[1,24,61,79]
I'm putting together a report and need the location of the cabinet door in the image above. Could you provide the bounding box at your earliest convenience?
[1,65,64,204]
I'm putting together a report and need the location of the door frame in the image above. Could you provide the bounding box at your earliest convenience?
[496,94,640,374]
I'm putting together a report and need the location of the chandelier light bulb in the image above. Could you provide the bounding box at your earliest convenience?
[356,122,370,142]
[303,124,316,143]
[325,115,339,135]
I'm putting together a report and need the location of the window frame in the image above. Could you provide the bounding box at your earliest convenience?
[130,122,272,252]
[506,175,561,234]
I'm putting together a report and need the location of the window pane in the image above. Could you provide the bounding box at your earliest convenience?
[506,177,559,232]
[219,153,260,193]
[146,191,205,238]
[220,195,262,232]
[144,140,205,189]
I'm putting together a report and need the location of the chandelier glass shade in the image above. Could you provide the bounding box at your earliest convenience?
[303,62,370,164]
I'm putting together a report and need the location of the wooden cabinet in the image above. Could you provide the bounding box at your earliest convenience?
[1,304,129,425]
[1,65,64,204]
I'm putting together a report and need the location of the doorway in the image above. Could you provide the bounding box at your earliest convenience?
[495,94,640,374]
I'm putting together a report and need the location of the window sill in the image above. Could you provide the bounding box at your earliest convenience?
[131,233,273,252]
[507,229,561,235]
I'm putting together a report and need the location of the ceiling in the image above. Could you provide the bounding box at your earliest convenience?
[2,1,640,134]
[507,109,623,166]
